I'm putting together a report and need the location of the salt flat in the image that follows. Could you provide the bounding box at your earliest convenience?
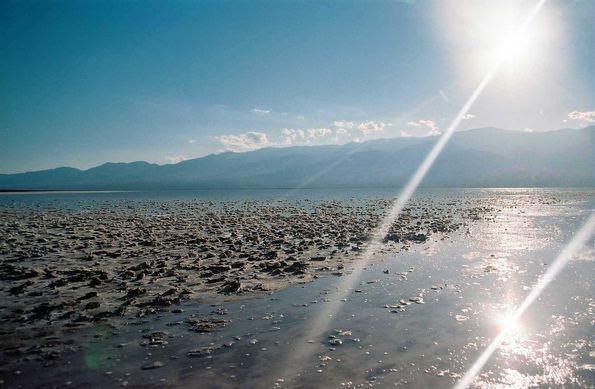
[0,188,593,388]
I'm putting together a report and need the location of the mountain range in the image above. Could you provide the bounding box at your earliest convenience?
[1,127,593,190]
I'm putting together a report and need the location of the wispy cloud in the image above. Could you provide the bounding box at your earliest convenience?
[215,132,269,152]
[164,155,187,164]
[462,113,475,120]
[188,139,197,144]
[333,120,355,129]
[403,119,440,136]
[568,110,595,123]
[253,108,271,115]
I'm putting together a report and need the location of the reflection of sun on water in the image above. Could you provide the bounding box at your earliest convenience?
[473,308,583,388]
[494,312,524,340]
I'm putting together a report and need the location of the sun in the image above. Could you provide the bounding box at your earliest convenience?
[494,311,524,337]
[436,0,555,81]
[487,22,538,70]
[495,31,530,63]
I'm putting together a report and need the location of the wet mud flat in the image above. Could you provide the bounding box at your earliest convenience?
[0,189,593,388]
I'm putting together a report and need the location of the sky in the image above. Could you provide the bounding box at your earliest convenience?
[1,0,594,173]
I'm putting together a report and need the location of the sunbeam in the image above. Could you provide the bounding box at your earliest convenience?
[453,211,595,389]
[275,58,501,385]
[275,0,549,382]
[2,0,594,387]
[280,91,446,199]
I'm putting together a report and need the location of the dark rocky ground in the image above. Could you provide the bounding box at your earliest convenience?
[0,197,494,374]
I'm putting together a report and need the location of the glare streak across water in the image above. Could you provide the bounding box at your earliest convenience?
[278,0,549,382]
[454,211,595,389]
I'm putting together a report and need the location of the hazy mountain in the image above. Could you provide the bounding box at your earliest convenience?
[1,127,593,190]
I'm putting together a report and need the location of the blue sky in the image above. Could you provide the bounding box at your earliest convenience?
[1,0,594,173]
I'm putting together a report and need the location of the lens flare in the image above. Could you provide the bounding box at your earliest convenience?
[454,211,595,389]
[494,311,524,337]
[496,32,529,62]
[275,0,549,383]
[274,57,501,384]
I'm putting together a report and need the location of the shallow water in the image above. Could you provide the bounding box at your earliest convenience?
[0,187,590,205]
[1,188,594,388]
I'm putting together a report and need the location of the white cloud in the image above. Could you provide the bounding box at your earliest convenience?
[188,139,197,144]
[404,119,440,136]
[335,127,350,136]
[568,110,595,123]
[462,114,475,120]
[216,131,269,152]
[522,127,534,132]
[217,119,387,151]
[164,155,187,164]
[405,121,422,127]
[333,120,356,129]
[356,120,387,134]
[280,128,299,145]
[253,108,271,115]
[333,120,387,137]
[306,127,332,138]
[280,127,334,145]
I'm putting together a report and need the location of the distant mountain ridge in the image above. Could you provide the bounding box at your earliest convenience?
[1,127,593,190]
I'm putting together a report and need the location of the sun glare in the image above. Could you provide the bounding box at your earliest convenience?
[438,0,556,83]
[495,31,529,63]
[494,311,524,337]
